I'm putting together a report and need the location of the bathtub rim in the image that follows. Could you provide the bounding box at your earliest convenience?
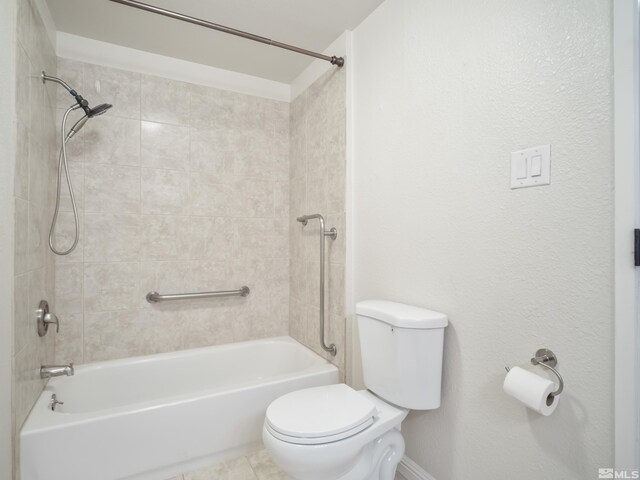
[21,336,338,432]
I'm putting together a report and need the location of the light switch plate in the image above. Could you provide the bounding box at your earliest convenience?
[511,145,551,189]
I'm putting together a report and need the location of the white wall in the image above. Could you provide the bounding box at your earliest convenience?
[351,1,613,479]
[0,0,17,476]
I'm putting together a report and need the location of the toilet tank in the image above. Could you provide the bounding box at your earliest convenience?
[356,300,447,410]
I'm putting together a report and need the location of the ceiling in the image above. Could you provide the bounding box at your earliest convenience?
[46,0,385,83]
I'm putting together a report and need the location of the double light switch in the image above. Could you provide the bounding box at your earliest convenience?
[510,145,551,189]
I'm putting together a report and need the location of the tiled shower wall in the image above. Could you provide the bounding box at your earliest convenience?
[289,68,347,374]
[13,0,57,470]
[54,58,290,364]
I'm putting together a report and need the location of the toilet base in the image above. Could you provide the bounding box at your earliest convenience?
[278,428,405,480]
[364,428,405,480]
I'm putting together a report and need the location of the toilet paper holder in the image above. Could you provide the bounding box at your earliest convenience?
[505,348,564,397]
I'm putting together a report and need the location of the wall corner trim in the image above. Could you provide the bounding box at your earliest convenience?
[613,0,640,470]
[396,456,437,480]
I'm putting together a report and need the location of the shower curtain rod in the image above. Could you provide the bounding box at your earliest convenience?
[109,0,345,67]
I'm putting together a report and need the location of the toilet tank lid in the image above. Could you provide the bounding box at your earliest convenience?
[356,300,448,329]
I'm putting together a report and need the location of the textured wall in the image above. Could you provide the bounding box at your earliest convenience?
[54,58,290,363]
[13,0,57,474]
[289,68,347,375]
[351,0,613,478]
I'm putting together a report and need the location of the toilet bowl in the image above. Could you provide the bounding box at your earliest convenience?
[262,385,407,480]
[263,301,448,480]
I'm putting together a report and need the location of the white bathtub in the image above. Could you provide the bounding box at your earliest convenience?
[20,336,338,480]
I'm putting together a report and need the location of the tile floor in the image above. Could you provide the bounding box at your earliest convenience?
[166,447,405,480]
[166,448,286,480]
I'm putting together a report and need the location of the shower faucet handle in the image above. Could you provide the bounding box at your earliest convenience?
[36,300,59,336]
[44,311,59,333]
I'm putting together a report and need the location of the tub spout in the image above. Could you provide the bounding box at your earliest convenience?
[40,364,74,379]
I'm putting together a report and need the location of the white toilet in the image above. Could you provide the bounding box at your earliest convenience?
[263,300,448,480]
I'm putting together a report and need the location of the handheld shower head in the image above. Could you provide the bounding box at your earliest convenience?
[64,104,113,140]
[65,115,89,140]
[87,103,112,117]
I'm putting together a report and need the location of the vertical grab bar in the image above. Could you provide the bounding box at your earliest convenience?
[297,214,338,356]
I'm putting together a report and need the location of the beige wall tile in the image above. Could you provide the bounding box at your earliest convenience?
[236,218,288,260]
[55,58,292,366]
[180,310,234,350]
[55,263,83,313]
[142,216,190,261]
[16,44,30,128]
[14,339,43,430]
[141,121,189,171]
[84,164,141,214]
[273,182,289,219]
[288,299,306,343]
[27,200,46,271]
[305,261,321,308]
[189,87,246,131]
[141,75,190,126]
[305,167,328,215]
[144,261,191,297]
[190,127,241,175]
[84,310,136,362]
[13,4,58,468]
[16,0,31,57]
[58,162,84,212]
[54,312,84,364]
[188,260,235,293]
[188,172,235,217]
[84,262,141,312]
[84,309,183,362]
[327,165,346,215]
[55,58,84,109]
[28,140,49,208]
[288,68,346,373]
[84,64,141,120]
[14,274,30,356]
[15,198,29,275]
[55,107,85,160]
[142,168,189,215]
[236,131,275,179]
[84,115,141,166]
[326,213,345,264]
[52,211,84,265]
[237,179,274,218]
[84,213,142,263]
[328,262,345,318]
[28,61,46,145]
[15,122,29,200]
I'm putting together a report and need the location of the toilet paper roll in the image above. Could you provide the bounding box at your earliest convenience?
[503,366,560,416]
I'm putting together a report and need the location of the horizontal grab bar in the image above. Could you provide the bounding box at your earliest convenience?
[146,286,250,303]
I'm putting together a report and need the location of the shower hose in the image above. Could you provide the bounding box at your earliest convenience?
[48,105,81,256]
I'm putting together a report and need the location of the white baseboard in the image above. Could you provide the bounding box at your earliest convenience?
[396,456,436,480]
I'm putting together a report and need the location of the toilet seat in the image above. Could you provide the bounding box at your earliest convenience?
[265,384,377,445]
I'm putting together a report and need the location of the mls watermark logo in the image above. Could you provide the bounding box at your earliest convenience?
[599,468,640,479]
